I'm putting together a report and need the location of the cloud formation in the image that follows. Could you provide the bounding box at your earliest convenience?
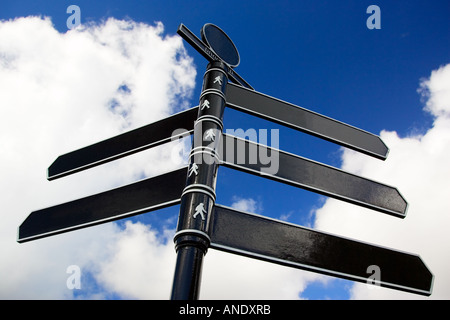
[2,15,448,300]
[0,16,195,299]
[314,63,450,299]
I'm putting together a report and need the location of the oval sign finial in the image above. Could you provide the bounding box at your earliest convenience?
[201,23,240,68]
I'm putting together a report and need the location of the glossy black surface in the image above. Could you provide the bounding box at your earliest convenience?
[171,246,205,300]
[201,24,240,67]
[20,22,431,300]
[226,83,389,160]
[177,24,253,90]
[18,167,187,243]
[47,107,198,180]
[171,61,228,300]
[209,205,433,296]
[220,134,407,217]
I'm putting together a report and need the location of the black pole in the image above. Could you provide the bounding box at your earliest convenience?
[171,61,228,300]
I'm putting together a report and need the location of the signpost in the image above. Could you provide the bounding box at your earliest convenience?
[18,167,187,243]
[226,83,389,160]
[209,205,433,296]
[47,107,198,180]
[18,23,433,299]
[220,134,407,217]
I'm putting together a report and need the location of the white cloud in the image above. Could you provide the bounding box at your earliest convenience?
[94,221,176,299]
[0,16,195,299]
[199,196,329,299]
[313,63,450,299]
[200,249,321,299]
[3,15,448,301]
[230,196,261,213]
[419,64,450,118]
[0,15,320,301]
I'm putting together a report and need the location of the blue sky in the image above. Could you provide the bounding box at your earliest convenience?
[1,1,449,300]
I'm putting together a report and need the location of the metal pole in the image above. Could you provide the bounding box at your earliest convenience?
[171,61,228,300]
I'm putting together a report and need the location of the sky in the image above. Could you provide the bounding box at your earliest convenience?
[0,0,449,300]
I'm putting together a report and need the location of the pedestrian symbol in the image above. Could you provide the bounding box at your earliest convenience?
[188,163,199,177]
[204,129,216,141]
[201,100,210,110]
[213,76,223,85]
[193,203,207,220]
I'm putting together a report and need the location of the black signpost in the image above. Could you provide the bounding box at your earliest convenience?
[225,83,389,160]
[18,23,433,299]
[47,107,198,180]
[220,134,407,217]
[209,205,432,296]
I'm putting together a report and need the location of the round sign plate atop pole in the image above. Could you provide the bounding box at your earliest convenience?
[201,23,240,68]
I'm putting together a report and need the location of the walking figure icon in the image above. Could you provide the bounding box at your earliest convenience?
[213,76,223,85]
[201,100,210,110]
[188,163,199,177]
[193,203,207,220]
[204,129,216,141]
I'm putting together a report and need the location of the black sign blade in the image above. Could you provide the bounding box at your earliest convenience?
[209,205,433,296]
[220,134,407,217]
[47,107,198,180]
[18,167,187,243]
[177,24,254,90]
[226,83,389,160]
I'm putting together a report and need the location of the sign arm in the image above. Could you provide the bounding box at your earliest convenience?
[47,107,198,180]
[220,134,407,217]
[18,167,187,243]
[226,83,389,160]
[209,205,433,296]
